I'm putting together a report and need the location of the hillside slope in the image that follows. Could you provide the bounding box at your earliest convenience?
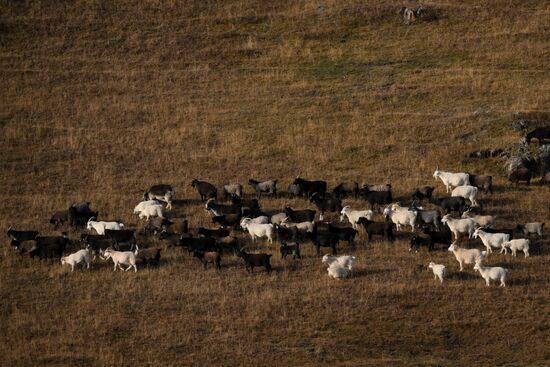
[0,1,549,366]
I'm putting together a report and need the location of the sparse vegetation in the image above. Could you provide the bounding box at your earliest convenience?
[0,1,549,366]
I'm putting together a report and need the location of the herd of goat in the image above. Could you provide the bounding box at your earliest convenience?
[5,163,546,286]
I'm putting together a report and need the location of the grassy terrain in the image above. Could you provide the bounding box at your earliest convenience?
[0,0,549,366]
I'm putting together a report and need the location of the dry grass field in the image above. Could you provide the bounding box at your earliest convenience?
[1,0,549,366]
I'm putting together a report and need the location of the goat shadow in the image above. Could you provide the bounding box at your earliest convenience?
[447,271,478,281]
[171,198,203,207]
[353,267,396,277]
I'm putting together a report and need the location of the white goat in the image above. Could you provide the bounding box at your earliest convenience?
[502,239,530,257]
[383,203,417,231]
[433,169,470,193]
[428,262,447,284]
[441,214,477,240]
[415,208,440,230]
[516,222,544,237]
[451,185,479,206]
[327,265,351,279]
[270,213,288,225]
[448,243,486,271]
[245,216,270,224]
[473,261,508,287]
[322,254,356,271]
[461,210,496,228]
[240,218,274,244]
[280,219,315,233]
[86,218,124,235]
[472,228,510,254]
[61,249,91,272]
[103,248,137,272]
[339,206,374,229]
[223,183,243,198]
[133,201,164,220]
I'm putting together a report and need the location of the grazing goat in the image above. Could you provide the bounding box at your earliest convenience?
[310,193,342,220]
[30,234,70,259]
[238,249,272,273]
[428,262,447,284]
[413,207,441,230]
[516,222,544,238]
[143,217,175,235]
[433,168,470,193]
[383,203,417,232]
[461,210,496,228]
[215,236,239,255]
[429,196,467,214]
[467,174,493,194]
[275,225,299,242]
[192,250,221,270]
[105,229,137,250]
[50,210,69,229]
[473,261,508,287]
[410,232,434,252]
[280,242,301,259]
[133,200,163,220]
[441,214,477,240]
[420,226,453,247]
[472,228,510,254]
[144,184,174,209]
[340,206,374,229]
[502,239,530,257]
[223,183,243,199]
[87,218,124,235]
[7,227,39,246]
[411,186,435,202]
[248,179,277,198]
[359,186,392,209]
[451,185,479,207]
[69,202,98,227]
[240,218,274,244]
[309,231,338,255]
[212,213,242,228]
[61,249,91,271]
[322,254,356,271]
[180,236,218,253]
[135,246,162,266]
[191,179,217,201]
[481,227,515,240]
[293,177,327,198]
[159,231,184,248]
[80,234,111,258]
[284,207,316,223]
[448,243,486,271]
[231,196,260,210]
[332,182,359,199]
[205,199,241,216]
[327,265,351,279]
[103,248,137,272]
[357,217,395,242]
[198,227,230,238]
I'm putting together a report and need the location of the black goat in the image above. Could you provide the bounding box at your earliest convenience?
[357,218,395,242]
[328,223,357,245]
[30,234,70,259]
[191,179,217,201]
[143,217,174,235]
[136,246,162,266]
[332,182,359,199]
[237,249,272,273]
[309,193,342,220]
[411,186,434,202]
[49,210,69,229]
[68,202,97,228]
[192,250,221,270]
[420,226,453,247]
[205,200,241,216]
[410,232,434,252]
[468,174,493,194]
[198,227,230,238]
[429,196,467,214]
[159,231,183,248]
[280,241,301,259]
[308,230,338,255]
[359,186,393,209]
[80,234,112,257]
[180,236,218,253]
[7,228,39,244]
[293,177,327,198]
[275,225,299,242]
[212,214,242,228]
[231,196,260,210]
[284,207,316,223]
[105,229,136,250]
[215,236,239,255]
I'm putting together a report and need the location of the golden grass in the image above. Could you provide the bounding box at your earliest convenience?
[0,0,549,366]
